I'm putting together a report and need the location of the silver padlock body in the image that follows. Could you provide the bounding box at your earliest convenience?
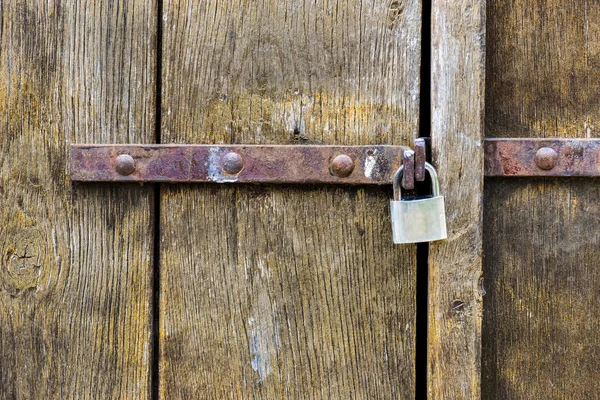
[390,196,447,244]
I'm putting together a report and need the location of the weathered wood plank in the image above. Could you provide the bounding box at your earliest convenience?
[160,186,417,398]
[483,180,600,399]
[486,1,600,140]
[0,1,156,398]
[483,1,600,398]
[159,0,422,397]
[428,0,486,398]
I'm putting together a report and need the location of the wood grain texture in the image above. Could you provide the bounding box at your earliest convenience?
[428,0,485,398]
[0,1,156,398]
[159,0,422,397]
[486,1,600,140]
[483,180,600,399]
[160,186,416,398]
[161,0,422,146]
[483,1,600,398]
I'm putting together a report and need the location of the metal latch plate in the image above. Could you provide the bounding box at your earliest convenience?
[70,144,409,185]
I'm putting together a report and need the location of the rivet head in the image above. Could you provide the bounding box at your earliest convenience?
[115,154,135,176]
[331,154,355,178]
[534,147,558,170]
[222,152,244,175]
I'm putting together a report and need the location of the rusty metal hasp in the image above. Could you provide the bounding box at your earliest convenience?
[70,144,411,185]
[485,138,600,177]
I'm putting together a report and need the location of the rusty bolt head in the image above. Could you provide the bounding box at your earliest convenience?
[115,154,135,176]
[222,152,244,175]
[534,147,559,170]
[330,154,355,178]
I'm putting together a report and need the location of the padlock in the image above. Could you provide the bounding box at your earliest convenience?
[390,162,447,244]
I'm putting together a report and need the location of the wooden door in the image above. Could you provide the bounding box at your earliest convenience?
[0,0,489,398]
[0,0,429,398]
[7,1,600,399]
[482,1,600,399]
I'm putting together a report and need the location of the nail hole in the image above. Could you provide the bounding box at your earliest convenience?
[451,300,465,312]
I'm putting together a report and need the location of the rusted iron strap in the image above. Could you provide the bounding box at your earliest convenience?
[414,138,426,182]
[71,144,410,184]
[485,138,600,177]
[401,150,415,190]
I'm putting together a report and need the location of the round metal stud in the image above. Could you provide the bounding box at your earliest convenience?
[330,154,355,178]
[534,147,558,170]
[115,154,136,176]
[222,152,244,175]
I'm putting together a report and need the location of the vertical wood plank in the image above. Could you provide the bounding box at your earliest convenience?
[483,180,600,399]
[485,1,600,139]
[159,0,422,398]
[483,1,600,398]
[0,1,156,398]
[428,0,486,398]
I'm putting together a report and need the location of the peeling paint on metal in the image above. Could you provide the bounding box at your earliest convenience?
[364,150,379,178]
[207,147,238,183]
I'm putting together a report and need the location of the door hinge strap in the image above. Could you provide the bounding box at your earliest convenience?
[70,144,410,185]
[485,138,600,177]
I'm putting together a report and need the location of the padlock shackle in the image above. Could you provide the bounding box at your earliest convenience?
[393,162,440,200]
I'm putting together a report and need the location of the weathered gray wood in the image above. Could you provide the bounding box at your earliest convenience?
[483,1,600,398]
[159,0,422,397]
[0,1,156,398]
[428,0,486,398]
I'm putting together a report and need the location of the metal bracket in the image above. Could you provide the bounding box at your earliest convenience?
[485,138,600,177]
[414,138,427,182]
[70,144,410,185]
[400,138,427,190]
[401,150,415,189]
